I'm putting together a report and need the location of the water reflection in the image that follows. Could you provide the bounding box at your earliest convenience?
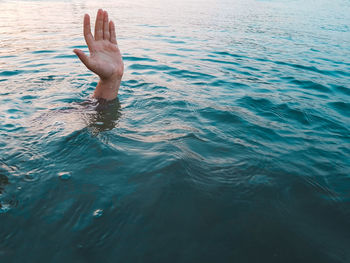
[81,98,122,136]
[0,173,9,195]
[0,170,10,212]
[30,97,122,136]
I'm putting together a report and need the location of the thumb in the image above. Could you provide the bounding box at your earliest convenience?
[73,49,91,68]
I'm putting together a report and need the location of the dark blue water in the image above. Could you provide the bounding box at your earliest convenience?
[1,0,350,262]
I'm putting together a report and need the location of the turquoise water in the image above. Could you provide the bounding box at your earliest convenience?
[1,0,350,262]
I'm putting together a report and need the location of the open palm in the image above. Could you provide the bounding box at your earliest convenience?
[74,9,124,81]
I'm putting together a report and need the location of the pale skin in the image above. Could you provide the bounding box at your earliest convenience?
[73,9,124,101]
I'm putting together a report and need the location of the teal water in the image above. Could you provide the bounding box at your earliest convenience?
[1,0,350,262]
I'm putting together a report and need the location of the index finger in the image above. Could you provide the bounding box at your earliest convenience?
[83,14,94,49]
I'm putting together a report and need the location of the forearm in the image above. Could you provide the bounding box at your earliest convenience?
[93,76,121,101]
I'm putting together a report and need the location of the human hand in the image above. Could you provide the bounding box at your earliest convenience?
[74,9,124,100]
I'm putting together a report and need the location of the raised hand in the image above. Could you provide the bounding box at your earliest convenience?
[74,9,124,101]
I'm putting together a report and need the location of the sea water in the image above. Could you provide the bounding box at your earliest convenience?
[0,0,350,262]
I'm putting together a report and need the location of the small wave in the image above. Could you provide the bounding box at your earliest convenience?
[160,52,185,58]
[200,58,240,65]
[328,101,350,118]
[137,24,168,28]
[290,79,332,93]
[128,64,175,71]
[332,85,350,96]
[32,50,56,54]
[169,69,214,80]
[123,56,157,62]
[54,54,76,59]
[0,70,24,76]
[212,51,244,59]
[197,105,244,125]
[275,60,350,77]
[211,79,250,88]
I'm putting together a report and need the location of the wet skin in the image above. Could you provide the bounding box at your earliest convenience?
[74,9,124,101]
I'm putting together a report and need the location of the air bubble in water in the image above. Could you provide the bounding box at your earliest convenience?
[24,171,39,182]
[58,172,71,181]
[0,202,10,214]
[93,209,103,218]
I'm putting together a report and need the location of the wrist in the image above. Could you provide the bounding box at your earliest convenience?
[93,75,122,101]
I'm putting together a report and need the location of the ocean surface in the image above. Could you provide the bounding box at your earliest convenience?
[1,0,350,262]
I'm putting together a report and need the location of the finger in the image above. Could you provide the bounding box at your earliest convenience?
[103,11,110,40]
[83,14,94,49]
[94,9,104,40]
[73,49,91,68]
[109,20,118,44]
